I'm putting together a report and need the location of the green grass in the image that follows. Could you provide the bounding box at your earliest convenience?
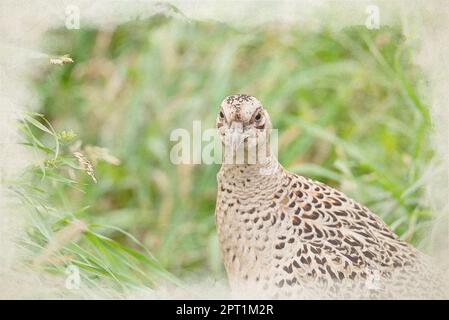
[15,15,434,290]
[14,112,182,293]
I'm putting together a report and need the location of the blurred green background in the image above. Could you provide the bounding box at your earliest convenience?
[24,14,433,290]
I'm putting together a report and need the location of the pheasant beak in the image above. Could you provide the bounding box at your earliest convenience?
[229,121,248,152]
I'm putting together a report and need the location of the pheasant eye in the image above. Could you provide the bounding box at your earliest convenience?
[219,111,225,119]
[255,112,262,121]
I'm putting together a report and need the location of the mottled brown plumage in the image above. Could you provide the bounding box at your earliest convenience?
[215,94,445,299]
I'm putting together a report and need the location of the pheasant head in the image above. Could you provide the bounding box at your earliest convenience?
[216,94,272,164]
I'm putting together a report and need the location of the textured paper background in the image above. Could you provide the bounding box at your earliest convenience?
[0,0,447,298]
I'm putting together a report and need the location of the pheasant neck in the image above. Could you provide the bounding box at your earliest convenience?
[220,154,283,190]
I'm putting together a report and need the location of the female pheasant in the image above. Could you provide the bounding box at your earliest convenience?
[215,94,445,299]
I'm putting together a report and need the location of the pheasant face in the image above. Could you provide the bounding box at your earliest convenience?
[214,94,445,299]
[216,94,272,161]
